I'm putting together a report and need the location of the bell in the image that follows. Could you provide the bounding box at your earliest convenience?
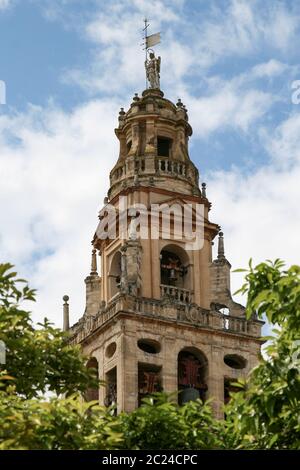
[169,268,177,281]
[181,387,200,404]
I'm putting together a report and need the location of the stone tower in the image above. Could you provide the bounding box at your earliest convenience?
[67,58,263,418]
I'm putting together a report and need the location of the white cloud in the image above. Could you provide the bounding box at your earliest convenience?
[261,112,300,167]
[193,0,299,68]
[62,0,184,94]
[0,99,120,327]
[57,0,300,107]
[0,0,12,10]
[1,98,300,332]
[185,84,273,137]
[1,0,300,334]
[208,111,300,302]
[251,59,288,78]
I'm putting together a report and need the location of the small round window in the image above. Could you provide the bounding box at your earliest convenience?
[138,339,161,354]
[224,354,247,370]
[106,342,117,358]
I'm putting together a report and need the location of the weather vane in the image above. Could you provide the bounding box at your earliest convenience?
[142,19,161,89]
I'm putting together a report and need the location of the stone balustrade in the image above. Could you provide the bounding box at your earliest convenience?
[69,293,261,345]
[156,158,187,176]
[160,284,191,303]
[109,156,198,186]
[223,315,248,334]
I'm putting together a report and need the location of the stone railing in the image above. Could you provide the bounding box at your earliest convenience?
[156,158,187,176]
[109,155,199,187]
[68,296,122,345]
[135,298,161,317]
[69,294,261,345]
[110,157,147,184]
[156,157,199,184]
[160,284,191,303]
[222,315,248,334]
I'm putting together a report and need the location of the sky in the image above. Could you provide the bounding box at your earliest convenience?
[0,0,300,332]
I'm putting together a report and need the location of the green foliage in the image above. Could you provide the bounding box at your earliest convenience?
[0,260,300,450]
[119,393,224,450]
[227,260,300,449]
[0,378,122,450]
[0,384,222,450]
[0,263,98,398]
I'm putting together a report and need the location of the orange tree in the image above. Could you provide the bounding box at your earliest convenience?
[224,260,300,449]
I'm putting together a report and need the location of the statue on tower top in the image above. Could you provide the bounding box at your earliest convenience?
[145,50,161,89]
[142,19,161,89]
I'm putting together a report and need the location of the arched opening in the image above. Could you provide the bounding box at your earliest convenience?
[105,366,117,413]
[160,245,191,303]
[108,251,122,299]
[211,303,230,329]
[224,354,247,370]
[85,357,99,402]
[138,338,161,354]
[138,363,162,406]
[157,136,172,157]
[126,140,132,154]
[178,347,208,405]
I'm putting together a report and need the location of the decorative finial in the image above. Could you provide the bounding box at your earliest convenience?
[118,107,125,122]
[90,249,98,275]
[217,231,225,260]
[202,182,207,198]
[176,98,183,107]
[103,196,109,205]
[133,93,139,101]
[63,295,70,331]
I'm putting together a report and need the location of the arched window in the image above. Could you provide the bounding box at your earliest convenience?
[160,245,191,302]
[157,136,172,157]
[108,251,122,299]
[127,140,132,154]
[178,347,208,405]
[85,357,99,402]
[105,367,117,414]
[224,354,247,370]
[160,245,189,289]
[138,363,162,406]
[138,338,161,354]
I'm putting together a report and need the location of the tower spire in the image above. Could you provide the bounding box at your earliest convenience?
[90,249,98,275]
[217,231,225,260]
[62,295,70,331]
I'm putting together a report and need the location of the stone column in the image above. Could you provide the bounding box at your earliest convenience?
[122,330,139,412]
[85,250,101,316]
[207,345,224,419]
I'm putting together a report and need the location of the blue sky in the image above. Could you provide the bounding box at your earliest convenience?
[0,0,300,331]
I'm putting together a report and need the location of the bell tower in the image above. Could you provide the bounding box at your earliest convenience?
[66,53,263,418]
